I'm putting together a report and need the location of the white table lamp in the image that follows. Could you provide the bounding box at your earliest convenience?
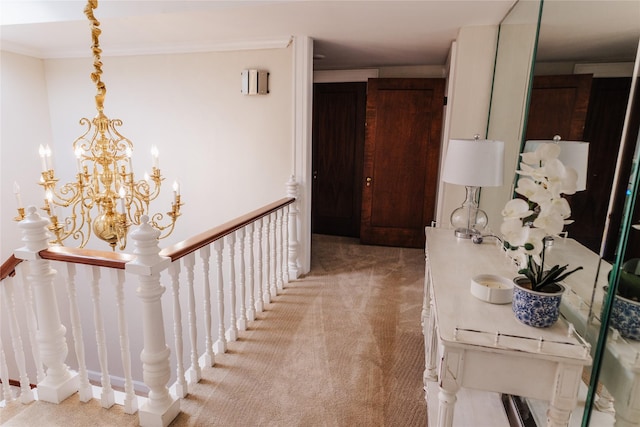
[524,136,590,192]
[442,137,505,238]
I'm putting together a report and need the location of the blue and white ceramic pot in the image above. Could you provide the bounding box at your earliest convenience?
[610,295,640,340]
[512,277,565,328]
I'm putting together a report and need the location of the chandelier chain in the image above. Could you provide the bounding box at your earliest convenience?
[84,0,106,112]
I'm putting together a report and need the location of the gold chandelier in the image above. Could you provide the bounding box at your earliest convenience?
[14,0,182,251]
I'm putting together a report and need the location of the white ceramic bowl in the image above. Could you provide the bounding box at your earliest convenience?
[470,274,514,304]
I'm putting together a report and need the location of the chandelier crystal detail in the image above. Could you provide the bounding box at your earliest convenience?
[14,0,183,251]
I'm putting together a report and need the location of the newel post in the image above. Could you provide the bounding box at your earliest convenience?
[14,206,79,403]
[125,215,179,427]
[286,175,300,279]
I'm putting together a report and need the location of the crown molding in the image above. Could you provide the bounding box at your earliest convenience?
[1,37,293,59]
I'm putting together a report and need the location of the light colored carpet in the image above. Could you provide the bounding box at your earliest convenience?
[1,234,427,426]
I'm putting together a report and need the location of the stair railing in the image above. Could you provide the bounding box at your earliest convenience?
[1,191,298,427]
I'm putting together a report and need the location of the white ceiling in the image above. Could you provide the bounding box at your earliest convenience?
[0,0,638,70]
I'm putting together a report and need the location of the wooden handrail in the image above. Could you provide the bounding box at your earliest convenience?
[160,197,295,262]
[40,246,135,269]
[0,197,295,279]
[1,255,22,280]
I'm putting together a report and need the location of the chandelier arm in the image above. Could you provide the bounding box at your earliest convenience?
[149,212,179,240]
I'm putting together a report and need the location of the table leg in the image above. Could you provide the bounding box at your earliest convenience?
[547,363,582,427]
[437,349,463,427]
[424,307,438,383]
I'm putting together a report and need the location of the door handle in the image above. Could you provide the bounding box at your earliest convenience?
[366,176,372,187]
[313,170,318,180]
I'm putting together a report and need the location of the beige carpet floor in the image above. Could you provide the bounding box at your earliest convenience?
[1,234,427,426]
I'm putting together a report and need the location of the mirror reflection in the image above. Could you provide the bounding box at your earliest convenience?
[518,1,640,425]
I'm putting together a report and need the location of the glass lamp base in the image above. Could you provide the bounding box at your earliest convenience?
[450,186,488,239]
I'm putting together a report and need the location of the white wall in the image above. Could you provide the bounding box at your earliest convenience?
[440,26,499,228]
[1,46,294,258]
[1,51,53,261]
[483,21,539,232]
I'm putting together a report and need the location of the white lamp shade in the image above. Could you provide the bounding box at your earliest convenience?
[442,139,505,187]
[524,140,589,191]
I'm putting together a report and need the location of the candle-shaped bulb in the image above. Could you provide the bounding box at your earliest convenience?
[151,145,159,169]
[125,146,133,171]
[39,144,47,171]
[172,180,179,203]
[118,187,126,213]
[144,171,150,183]
[44,144,52,170]
[46,189,56,217]
[13,181,23,209]
[74,146,83,172]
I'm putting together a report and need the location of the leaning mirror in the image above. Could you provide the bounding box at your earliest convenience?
[515,1,640,425]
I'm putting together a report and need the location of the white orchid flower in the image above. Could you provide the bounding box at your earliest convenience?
[533,211,565,236]
[500,218,528,246]
[501,198,532,219]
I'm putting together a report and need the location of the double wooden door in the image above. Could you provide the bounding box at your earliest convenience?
[312,78,445,248]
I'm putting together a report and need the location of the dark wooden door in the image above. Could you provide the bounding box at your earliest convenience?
[525,74,593,141]
[311,82,366,237]
[360,78,445,248]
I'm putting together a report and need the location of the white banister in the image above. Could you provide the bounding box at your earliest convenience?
[14,206,79,404]
[255,219,265,313]
[212,240,227,355]
[276,210,284,292]
[0,335,12,402]
[225,233,238,343]
[236,228,248,332]
[282,205,290,285]
[167,261,187,398]
[65,263,92,402]
[125,215,179,427]
[19,264,44,384]
[198,246,215,368]
[90,265,115,408]
[1,275,34,404]
[2,197,297,424]
[263,216,272,306]
[112,268,138,414]
[269,212,278,299]
[183,253,201,384]
[286,176,300,280]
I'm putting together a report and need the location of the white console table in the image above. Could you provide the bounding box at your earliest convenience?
[423,227,592,427]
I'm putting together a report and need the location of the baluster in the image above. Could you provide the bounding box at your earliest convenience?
[269,212,278,298]
[184,252,201,383]
[199,246,215,368]
[263,216,272,305]
[225,233,238,342]
[236,229,248,332]
[282,205,290,285]
[19,263,44,383]
[276,209,284,292]
[15,206,78,404]
[254,219,264,313]
[245,223,256,322]
[1,276,33,403]
[0,335,12,402]
[213,240,227,354]
[286,176,300,279]
[167,262,187,398]
[112,269,138,414]
[126,215,179,427]
[89,265,115,408]
[65,263,91,402]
